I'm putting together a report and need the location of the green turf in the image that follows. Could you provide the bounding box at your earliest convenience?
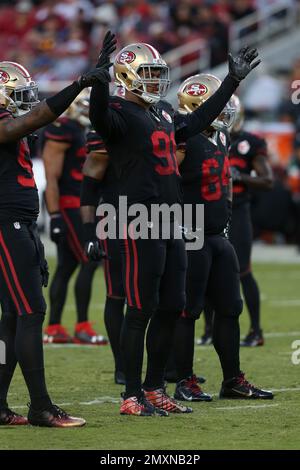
[0,261,300,450]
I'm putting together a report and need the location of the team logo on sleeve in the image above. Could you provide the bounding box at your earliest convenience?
[117,51,136,64]
[162,109,172,123]
[238,140,250,154]
[185,83,208,96]
[219,132,226,147]
[0,70,10,84]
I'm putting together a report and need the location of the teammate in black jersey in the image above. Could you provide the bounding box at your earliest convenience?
[229,95,273,347]
[0,57,110,426]
[82,127,125,384]
[42,93,107,346]
[171,74,273,402]
[86,32,261,415]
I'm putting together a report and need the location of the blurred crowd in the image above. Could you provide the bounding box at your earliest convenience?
[1,0,300,245]
[0,0,286,82]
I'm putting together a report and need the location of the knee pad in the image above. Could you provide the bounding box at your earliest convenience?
[125,306,151,329]
[216,299,243,318]
[18,312,45,329]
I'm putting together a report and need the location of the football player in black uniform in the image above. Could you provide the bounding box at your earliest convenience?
[172,74,273,402]
[229,95,273,346]
[0,58,109,426]
[42,92,107,346]
[86,31,261,415]
[82,126,125,384]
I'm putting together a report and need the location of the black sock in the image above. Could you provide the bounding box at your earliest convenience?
[49,263,76,325]
[174,316,195,381]
[120,306,149,398]
[241,272,260,332]
[0,312,18,409]
[75,261,98,323]
[15,314,51,410]
[104,297,125,373]
[143,310,180,390]
[213,314,240,381]
[203,301,214,334]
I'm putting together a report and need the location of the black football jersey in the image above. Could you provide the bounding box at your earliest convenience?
[0,108,39,223]
[41,117,87,198]
[99,97,181,207]
[229,130,267,206]
[180,130,230,234]
[86,130,119,207]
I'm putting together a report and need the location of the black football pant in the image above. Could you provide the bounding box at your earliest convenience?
[230,203,261,332]
[0,222,51,410]
[119,227,187,398]
[100,236,125,374]
[49,207,99,326]
[174,234,243,382]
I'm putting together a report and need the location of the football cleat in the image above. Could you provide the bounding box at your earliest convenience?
[219,372,274,399]
[28,404,86,427]
[240,329,264,347]
[115,370,126,385]
[164,370,206,384]
[174,375,212,402]
[144,387,193,413]
[43,324,72,344]
[73,321,108,345]
[196,333,213,346]
[120,393,168,417]
[0,408,28,425]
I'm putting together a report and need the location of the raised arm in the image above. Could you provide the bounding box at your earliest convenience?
[0,68,111,143]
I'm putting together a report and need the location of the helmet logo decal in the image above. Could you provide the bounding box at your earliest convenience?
[0,70,10,84]
[117,51,136,64]
[185,83,208,96]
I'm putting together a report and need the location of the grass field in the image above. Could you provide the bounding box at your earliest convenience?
[0,260,300,450]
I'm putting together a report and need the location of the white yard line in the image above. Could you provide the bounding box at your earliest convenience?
[215,404,279,411]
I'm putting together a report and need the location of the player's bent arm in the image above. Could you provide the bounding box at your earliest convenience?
[0,81,83,143]
[89,82,127,142]
[42,140,69,214]
[80,150,109,224]
[241,154,273,190]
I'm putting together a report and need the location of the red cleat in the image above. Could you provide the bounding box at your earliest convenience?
[144,387,193,413]
[120,393,168,416]
[43,324,73,344]
[73,321,108,345]
[0,408,28,425]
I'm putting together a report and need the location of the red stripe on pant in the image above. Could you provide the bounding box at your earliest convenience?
[0,252,22,315]
[61,209,88,263]
[0,230,32,314]
[102,238,113,296]
[129,226,141,310]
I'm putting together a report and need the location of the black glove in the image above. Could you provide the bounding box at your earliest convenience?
[230,166,242,182]
[228,46,261,82]
[83,222,106,261]
[77,65,112,89]
[50,212,66,243]
[97,31,117,68]
[84,239,106,262]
